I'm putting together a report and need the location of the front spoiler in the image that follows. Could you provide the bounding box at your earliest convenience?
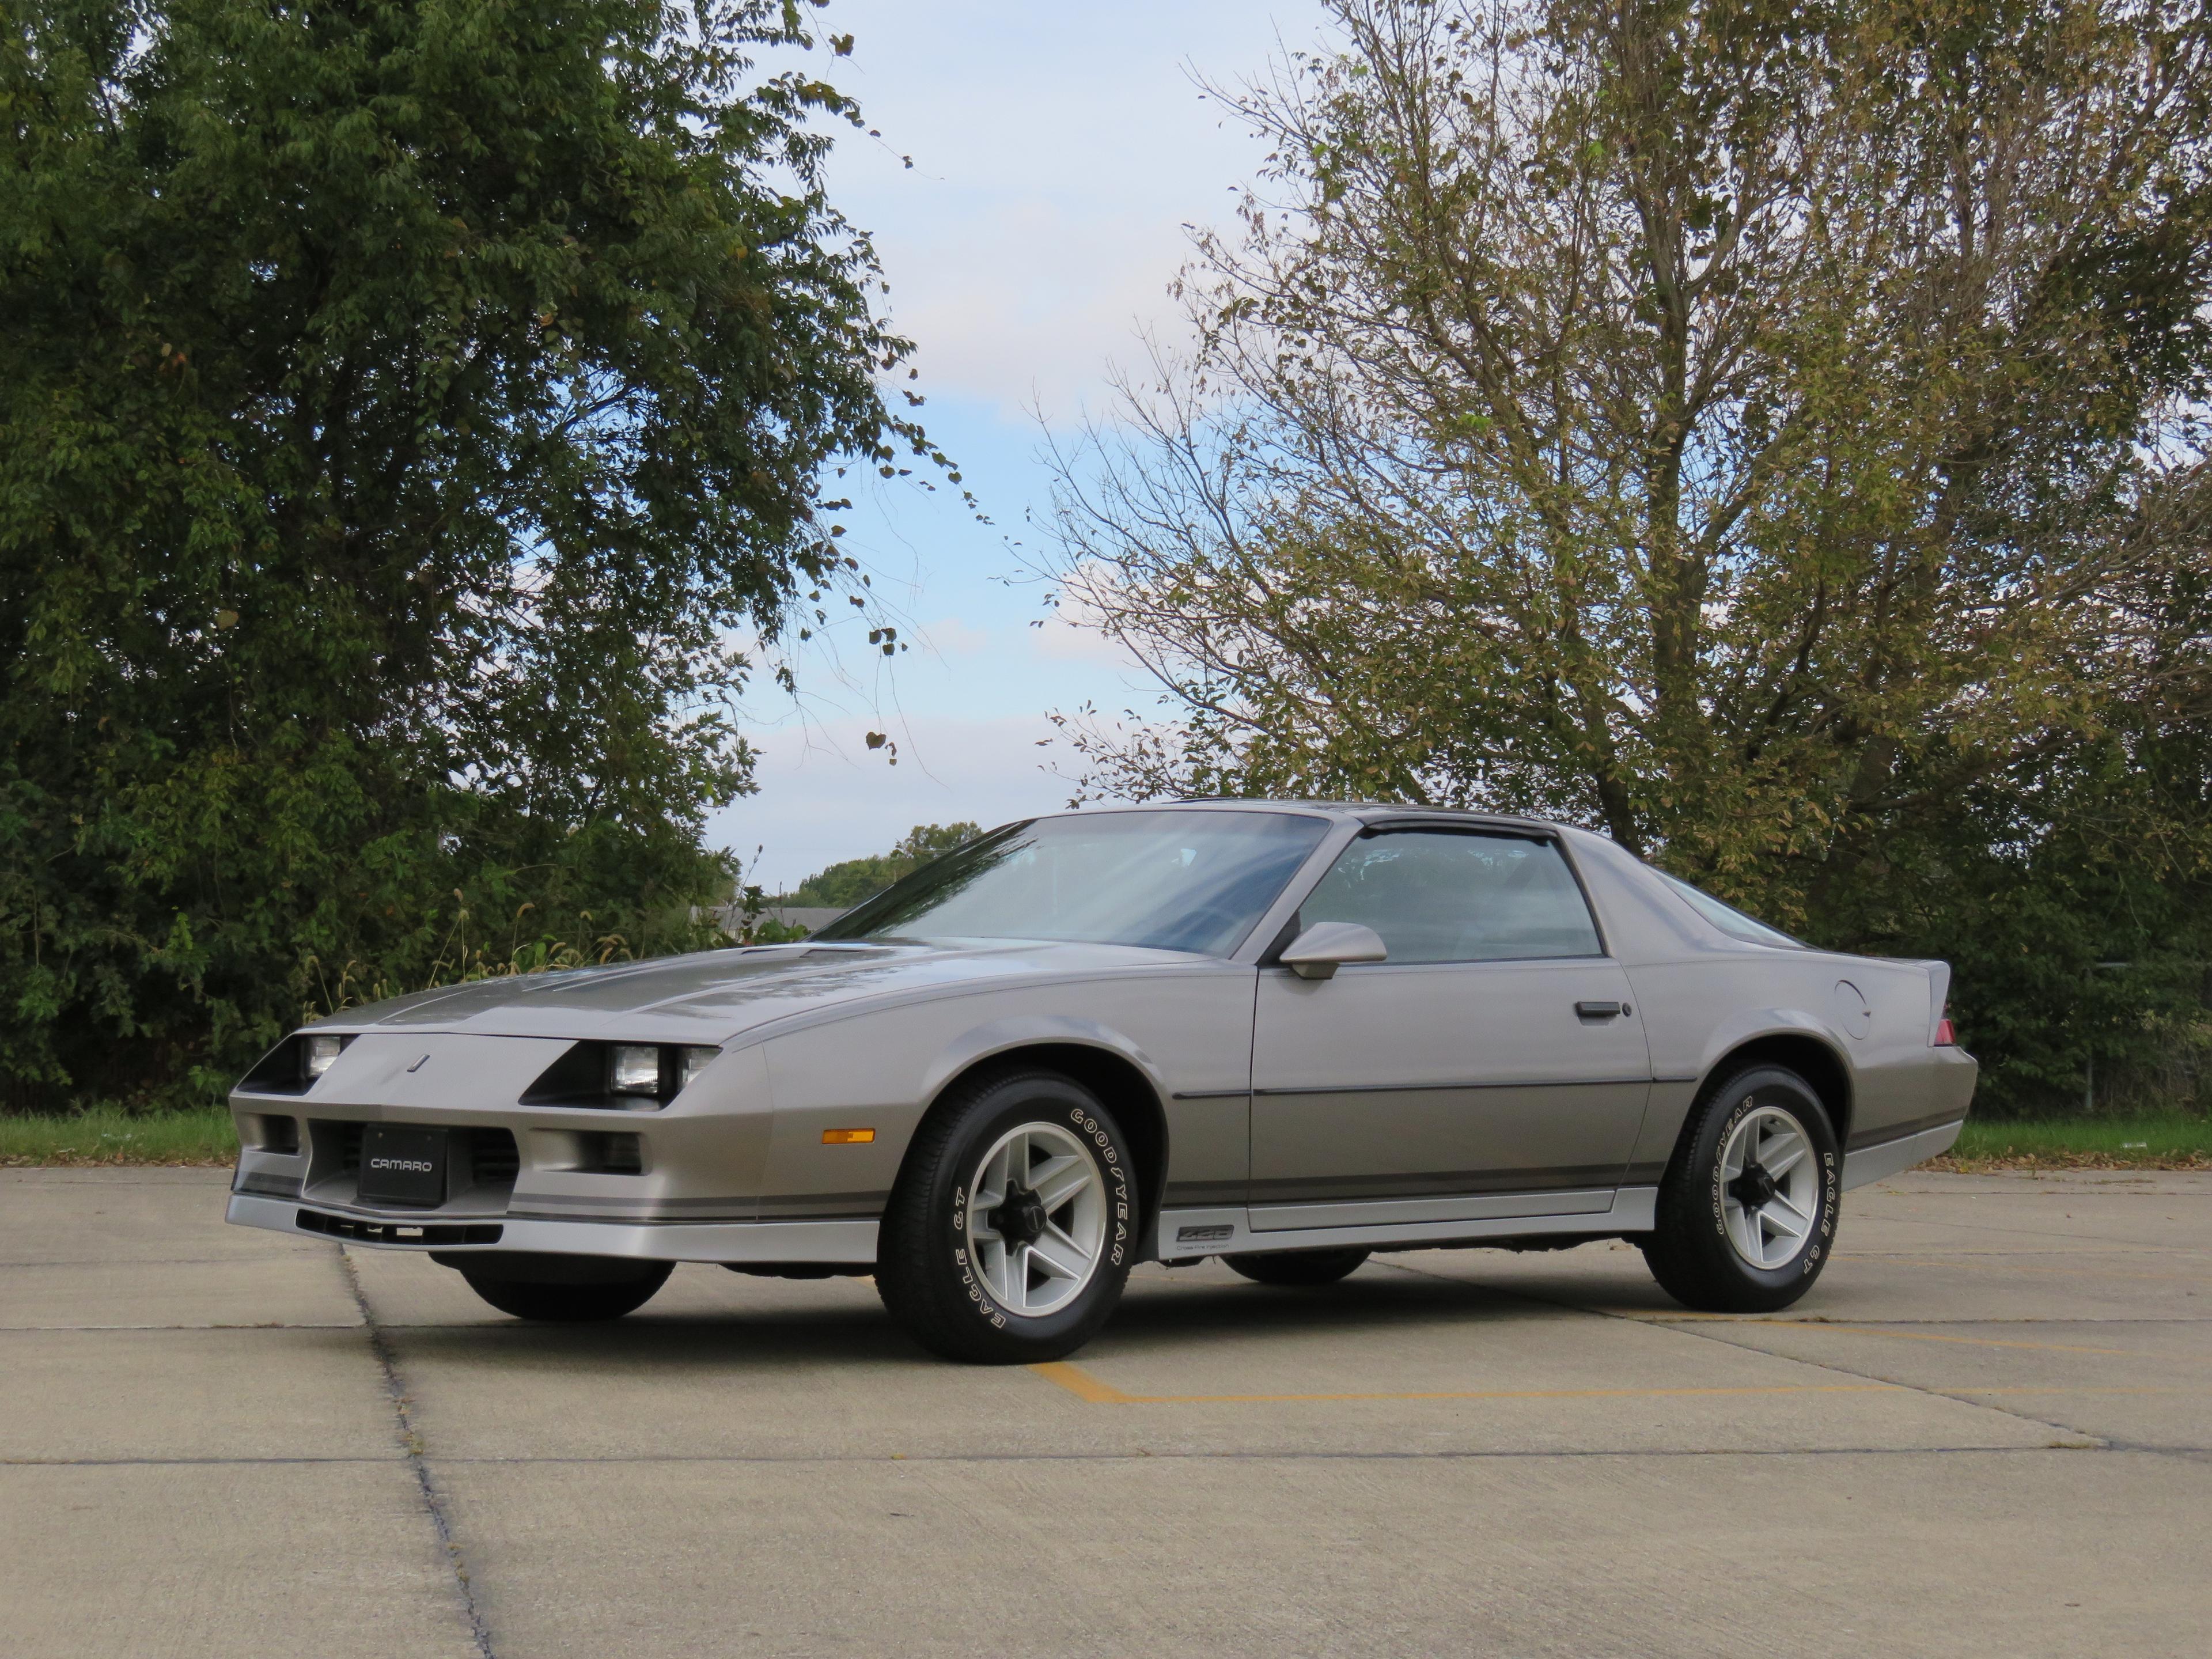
[225,1192,878,1265]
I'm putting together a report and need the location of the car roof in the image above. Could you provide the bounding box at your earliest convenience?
[1034,798,1571,836]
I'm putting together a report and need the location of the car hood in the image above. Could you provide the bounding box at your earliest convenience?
[305,939,1218,1044]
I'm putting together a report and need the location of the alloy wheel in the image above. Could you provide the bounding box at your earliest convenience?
[964,1121,1107,1317]
[1718,1103,1820,1270]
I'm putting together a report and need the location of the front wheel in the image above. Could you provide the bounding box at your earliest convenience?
[876,1070,1137,1363]
[1642,1066,1840,1313]
[1223,1248,1370,1287]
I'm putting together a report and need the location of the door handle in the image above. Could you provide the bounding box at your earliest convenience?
[1575,1000,1630,1018]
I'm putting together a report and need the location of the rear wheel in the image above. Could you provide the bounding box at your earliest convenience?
[443,1253,673,1322]
[877,1069,1137,1363]
[1643,1065,1840,1313]
[1223,1248,1370,1287]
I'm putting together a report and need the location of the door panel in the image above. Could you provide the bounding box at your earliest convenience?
[1250,959,1651,1229]
[1248,827,1656,1232]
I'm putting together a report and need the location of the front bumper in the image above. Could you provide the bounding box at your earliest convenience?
[225,1192,878,1265]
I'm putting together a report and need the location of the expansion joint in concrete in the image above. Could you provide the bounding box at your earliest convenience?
[1373,1256,2118,1451]
[337,1249,497,1659]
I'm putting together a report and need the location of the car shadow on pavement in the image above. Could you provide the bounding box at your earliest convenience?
[1094,1267,1607,1353]
[375,1308,916,1372]
[339,1259,1647,1375]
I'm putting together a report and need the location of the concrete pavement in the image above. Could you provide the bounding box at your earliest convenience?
[4,1166,2207,1657]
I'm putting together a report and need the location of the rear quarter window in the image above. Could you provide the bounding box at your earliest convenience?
[1657,872,1802,948]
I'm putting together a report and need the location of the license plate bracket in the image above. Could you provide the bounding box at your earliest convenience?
[357,1124,448,1209]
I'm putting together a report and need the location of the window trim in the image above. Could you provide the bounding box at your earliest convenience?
[1272,823,1612,968]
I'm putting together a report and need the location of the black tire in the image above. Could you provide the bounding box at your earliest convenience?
[1642,1065,1841,1313]
[456,1258,672,1322]
[877,1069,1137,1364]
[1222,1248,1371,1286]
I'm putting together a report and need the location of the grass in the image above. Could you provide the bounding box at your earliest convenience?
[1932,1115,2212,1171]
[0,1105,237,1168]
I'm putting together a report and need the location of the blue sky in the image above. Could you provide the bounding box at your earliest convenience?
[707,1,1328,892]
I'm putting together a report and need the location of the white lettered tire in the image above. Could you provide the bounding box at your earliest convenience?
[1642,1065,1841,1313]
[876,1070,1137,1363]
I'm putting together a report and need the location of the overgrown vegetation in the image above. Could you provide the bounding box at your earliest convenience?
[2,1,922,1112]
[1048,0,2212,1114]
[786,822,982,907]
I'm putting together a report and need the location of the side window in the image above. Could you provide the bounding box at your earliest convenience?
[1297,831,1602,964]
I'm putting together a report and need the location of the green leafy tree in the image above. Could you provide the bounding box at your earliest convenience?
[1047,0,2212,1109]
[789,821,983,907]
[1,0,919,1109]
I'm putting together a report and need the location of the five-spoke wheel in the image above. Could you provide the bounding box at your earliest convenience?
[1643,1065,1840,1313]
[963,1122,1109,1317]
[877,1069,1137,1363]
[1718,1105,1823,1270]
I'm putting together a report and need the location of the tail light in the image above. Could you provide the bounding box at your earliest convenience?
[1933,1016,1957,1046]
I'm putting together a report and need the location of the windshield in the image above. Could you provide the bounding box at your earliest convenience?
[815,810,1331,955]
[1658,872,1802,949]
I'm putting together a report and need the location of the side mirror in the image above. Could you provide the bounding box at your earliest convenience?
[1278,921,1388,981]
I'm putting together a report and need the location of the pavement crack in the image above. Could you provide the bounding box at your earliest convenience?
[338,1250,497,1659]
[1373,1257,2113,1449]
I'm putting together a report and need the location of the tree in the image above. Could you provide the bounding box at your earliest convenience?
[789,822,983,907]
[1047,0,2212,1108]
[1,0,919,1109]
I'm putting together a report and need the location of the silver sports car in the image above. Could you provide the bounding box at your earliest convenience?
[226,801,1977,1362]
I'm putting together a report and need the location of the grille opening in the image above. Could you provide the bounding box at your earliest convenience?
[527,1128,647,1175]
[306,1120,519,1208]
[296,1210,502,1247]
[581,1131,643,1175]
[464,1128,520,1187]
[244,1114,300,1156]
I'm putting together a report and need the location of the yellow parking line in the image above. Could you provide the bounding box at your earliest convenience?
[1029,1361,1134,1403]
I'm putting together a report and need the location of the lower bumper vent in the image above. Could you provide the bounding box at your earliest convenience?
[467,1127,520,1185]
[296,1210,503,1247]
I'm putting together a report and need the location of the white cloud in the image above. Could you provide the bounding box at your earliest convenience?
[708,3,1329,878]
[1026,559,1150,668]
[821,2,1326,418]
[882,200,1207,418]
[1029,608,1142,668]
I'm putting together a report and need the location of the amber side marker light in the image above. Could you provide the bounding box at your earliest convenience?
[822,1128,876,1145]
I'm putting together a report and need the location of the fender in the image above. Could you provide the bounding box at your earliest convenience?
[1685,1006,1858,1090]
[1624,1004,1858,1183]
[916,1014,1174,1113]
